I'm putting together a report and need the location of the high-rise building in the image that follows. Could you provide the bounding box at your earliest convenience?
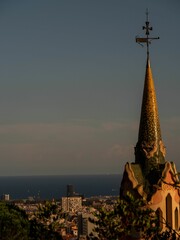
[120,13,180,234]
[62,196,82,212]
[1,194,10,201]
[67,184,75,197]
[78,213,97,239]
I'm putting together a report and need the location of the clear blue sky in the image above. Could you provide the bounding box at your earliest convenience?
[0,0,179,175]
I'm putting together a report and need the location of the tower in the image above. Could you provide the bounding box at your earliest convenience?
[120,11,180,232]
[67,184,75,197]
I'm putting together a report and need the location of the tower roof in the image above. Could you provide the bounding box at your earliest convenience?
[138,57,161,143]
[135,57,166,171]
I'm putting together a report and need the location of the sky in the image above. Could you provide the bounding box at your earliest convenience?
[0,0,179,176]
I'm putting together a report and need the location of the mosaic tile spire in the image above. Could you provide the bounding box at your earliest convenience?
[135,57,166,171]
[135,11,165,173]
[139,58,161,143]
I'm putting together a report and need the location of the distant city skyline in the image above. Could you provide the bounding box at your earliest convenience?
[0,1,179,175]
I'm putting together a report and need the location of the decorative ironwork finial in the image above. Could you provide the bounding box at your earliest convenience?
[136,9,159,58]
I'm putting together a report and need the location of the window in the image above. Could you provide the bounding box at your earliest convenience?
[166,193,172,227]
[156,208,163,229]
[175,207,178,230]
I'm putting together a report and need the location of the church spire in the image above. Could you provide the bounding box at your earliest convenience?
[135,11,165,173]
[138,57,161,143]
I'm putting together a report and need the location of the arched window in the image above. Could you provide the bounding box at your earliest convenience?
[156,208,163,229]
[175,207,178,230]
[166,193,172,227]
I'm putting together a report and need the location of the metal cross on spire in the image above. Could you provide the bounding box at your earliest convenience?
[136,9,159,58]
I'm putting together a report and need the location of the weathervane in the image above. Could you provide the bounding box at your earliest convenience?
[136,9,159,58]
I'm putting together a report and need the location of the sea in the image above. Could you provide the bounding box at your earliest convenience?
[0,174,122,200]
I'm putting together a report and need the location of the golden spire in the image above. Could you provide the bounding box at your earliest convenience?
[138,58,161,143]
[135,11,165,172]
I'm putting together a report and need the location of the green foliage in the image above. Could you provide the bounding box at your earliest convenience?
[0,202,29,240]
[30,201,63,240]
[90,192,179,240]
[0,201,63,240]
[29,218,62,240]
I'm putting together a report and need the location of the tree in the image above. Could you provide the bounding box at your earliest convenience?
[90,192,178,240]
[29,218,62,240]
[29,201,63,240]
[0,202,30,240]
[0,201,63,240]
